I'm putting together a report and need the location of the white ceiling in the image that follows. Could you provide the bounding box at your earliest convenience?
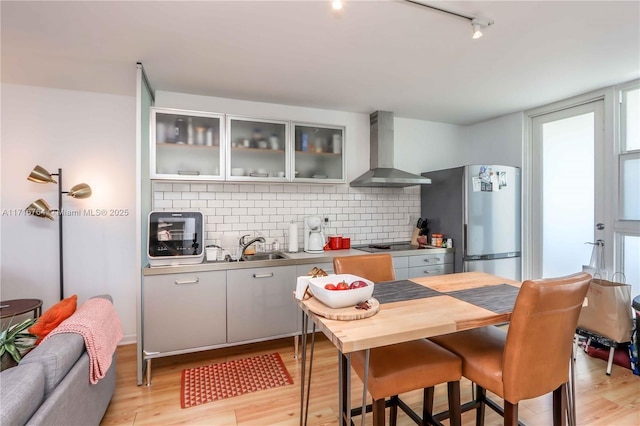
[2,0,639,125]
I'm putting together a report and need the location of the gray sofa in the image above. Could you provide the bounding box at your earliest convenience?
[0,295,116,425]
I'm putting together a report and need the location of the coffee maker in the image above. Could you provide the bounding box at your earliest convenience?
[304,216,325,254]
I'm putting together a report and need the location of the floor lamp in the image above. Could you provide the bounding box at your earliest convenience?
[26,165,92,301]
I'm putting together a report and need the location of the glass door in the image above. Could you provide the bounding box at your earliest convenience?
[151,108,224,180]
[226,116,288,181]
[530,100,605,278]
[292,122,345,183]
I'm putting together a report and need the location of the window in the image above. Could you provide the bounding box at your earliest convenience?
[616,83,640,295]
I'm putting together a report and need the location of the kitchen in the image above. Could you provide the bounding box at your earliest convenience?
[1,1,639,424]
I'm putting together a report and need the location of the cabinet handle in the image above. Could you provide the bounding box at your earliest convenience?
[424,258,441,263]
[174,278,199,285]
[252,273,274,279]
[177,170,201,176]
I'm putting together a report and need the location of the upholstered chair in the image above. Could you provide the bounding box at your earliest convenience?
[430,272,591,426]
[333,254,462,426]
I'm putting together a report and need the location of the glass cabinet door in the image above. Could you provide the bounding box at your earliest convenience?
[227,116,289,181]
[292,123,345,182]
[151,108,224,180]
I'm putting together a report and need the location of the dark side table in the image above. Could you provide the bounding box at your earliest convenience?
[0,299,43,320]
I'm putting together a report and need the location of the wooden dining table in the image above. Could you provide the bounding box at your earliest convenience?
[296,271,522,426]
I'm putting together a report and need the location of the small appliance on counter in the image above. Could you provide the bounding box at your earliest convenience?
[304,216,325,254]
[148,211,204,266]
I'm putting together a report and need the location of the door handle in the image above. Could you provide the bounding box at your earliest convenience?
[596,223,605,230]
[174,278,199,285]
[253,273,274,279]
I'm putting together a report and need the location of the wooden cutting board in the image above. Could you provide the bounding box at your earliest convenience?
[410,227,420,246]
[305,297,380,320]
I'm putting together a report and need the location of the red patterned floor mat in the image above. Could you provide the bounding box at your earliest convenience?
[180,352,293,408]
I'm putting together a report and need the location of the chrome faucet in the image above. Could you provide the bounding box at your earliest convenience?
[239,234,266,260]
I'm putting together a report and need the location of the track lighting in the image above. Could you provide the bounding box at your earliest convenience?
[471,18,493,39]
[401,1,495,39]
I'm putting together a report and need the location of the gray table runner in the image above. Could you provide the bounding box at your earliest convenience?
[373,280,443,304]
[445,284,520,313]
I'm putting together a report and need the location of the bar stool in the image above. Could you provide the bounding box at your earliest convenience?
[334,254,462,426]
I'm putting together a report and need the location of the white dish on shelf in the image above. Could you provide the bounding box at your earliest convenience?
[249,172,269,177]
[231,167,245,176]
[308,274,374,309]
[312,174,327,179]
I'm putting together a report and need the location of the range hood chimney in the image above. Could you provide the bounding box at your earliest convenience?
[350,111,432,187]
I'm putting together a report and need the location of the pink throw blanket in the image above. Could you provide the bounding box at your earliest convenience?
[45,298,123,384]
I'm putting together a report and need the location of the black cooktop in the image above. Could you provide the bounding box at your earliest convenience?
[353,242,425,253]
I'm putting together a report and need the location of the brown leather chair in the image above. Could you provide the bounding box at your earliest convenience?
[333,254,462,426]
[430,272,591,426]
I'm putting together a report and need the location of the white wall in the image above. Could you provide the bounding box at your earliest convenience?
[0,83,137,343]
[465,112,524,167]
[395,117,469,174]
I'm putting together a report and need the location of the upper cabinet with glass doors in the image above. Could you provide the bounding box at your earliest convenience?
[151,107,224,180]
[292,122,345,183]
[226,116,289,181]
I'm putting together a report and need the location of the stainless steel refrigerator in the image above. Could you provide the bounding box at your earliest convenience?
[421,165,521,280]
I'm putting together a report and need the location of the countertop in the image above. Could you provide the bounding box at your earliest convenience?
[143,246,455,276]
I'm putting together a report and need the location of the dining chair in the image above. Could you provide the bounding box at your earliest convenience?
[430,272,591,426]
[333,254,462,426]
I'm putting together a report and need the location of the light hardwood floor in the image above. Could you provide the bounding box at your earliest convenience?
[102,335,639,425]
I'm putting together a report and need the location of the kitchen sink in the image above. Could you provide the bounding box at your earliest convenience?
[240,252,287,261]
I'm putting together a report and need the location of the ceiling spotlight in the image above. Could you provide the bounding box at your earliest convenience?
[331,0,343,11]
[471,18,493,39]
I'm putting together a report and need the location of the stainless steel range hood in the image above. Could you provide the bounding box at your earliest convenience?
[350,111,432,187]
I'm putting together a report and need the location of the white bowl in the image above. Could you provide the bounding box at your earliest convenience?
[308,274,374,309]
[231,167,245,176]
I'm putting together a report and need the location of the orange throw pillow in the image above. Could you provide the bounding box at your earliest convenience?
[29,295,78,344]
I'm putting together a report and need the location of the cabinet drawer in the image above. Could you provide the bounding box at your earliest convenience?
[408,253,453,267]
[227,266,297,343]
[392,256,409,269]
[143,271,226,354]
[408,263,454,278]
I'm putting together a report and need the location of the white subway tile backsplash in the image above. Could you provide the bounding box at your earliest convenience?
[151,182,420,246]
[154,199,173,208]
[172,183,191,192]
[232,192,248,200]
[164,192,181,200]
[199,192,216,200]
[182,192,199,200]
[172,200,191,208]
[190,183,207,192]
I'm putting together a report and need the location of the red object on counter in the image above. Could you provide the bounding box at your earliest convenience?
[328,235,343,250]
[342,237,350,249]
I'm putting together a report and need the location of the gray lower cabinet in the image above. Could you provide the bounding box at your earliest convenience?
[407,253,454,278]
[143,270,227,354]
[227,265,298,343]
[393,256,409,280]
